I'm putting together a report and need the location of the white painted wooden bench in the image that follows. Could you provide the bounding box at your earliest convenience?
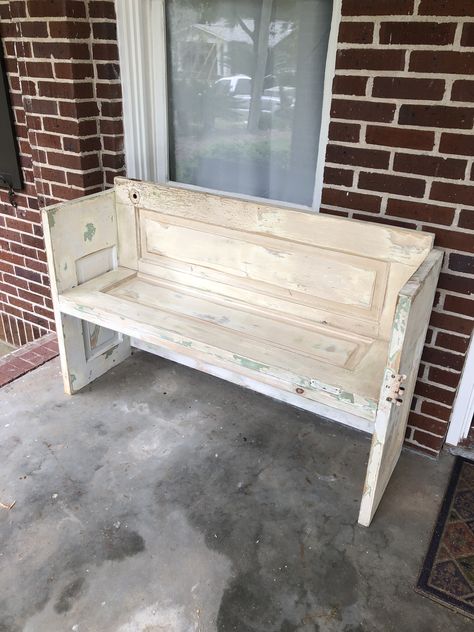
[42,178,442,526]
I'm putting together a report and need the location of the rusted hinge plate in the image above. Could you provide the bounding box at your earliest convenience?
[385,372,407,406]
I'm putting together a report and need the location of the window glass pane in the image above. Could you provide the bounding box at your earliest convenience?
[166,0,333,206]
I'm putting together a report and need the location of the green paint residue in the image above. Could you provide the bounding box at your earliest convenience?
[339,391,355,404]
[63,262,68,271]
[232,354,268,372]
[84,223,96,242]
[104,346,117,359]
[70,374,76,385]
[49,209,56,228]
[181,340,193,348]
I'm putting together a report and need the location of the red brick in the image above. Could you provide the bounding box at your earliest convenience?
[419,0,474,17]
[89,1,116,19]
[326,144,390,169]
[382,21,456,45]
[393,153,466,180]
[321,188,381,213]
[96,82,122,99]
[386,199,454,226]
[24,97,58,115]
[333,75,368,96]
[430,182,474,209]
[420,400,452,422]
[47,151,99,171]
[59,100,99,119]
[408,412,447,436]
[324,167,354,187]
[410,51,474,75]
[27,1,86,18]
[100,118,123,135]
[331,99,396,123]
[439,133,474,156]
[36,166,67,184]
[458,210,474,230]
[49,21,91,39]
[100,101,122,118]
[451,80,474,105]
[43,117,97,137]
[62,136,101,153]
[444,295,474,317]
[338,22,373,44]
[399,104,474,130]
[24,61,53,78]
[412,430,444,451]
[18,21,49,38]
[448,253,474,275]
[359,172,425,197]
[102,135,123,152]
[372,77,445,101]
[428,366,461,389]
[92,43,119,60]
[67,170,103,188]
[92,22,117,40]
[328,122,360,143]
[96,63,120,81]
[366,125,434,151]
[342,0,414,15]
[436,331,470,354]
[102,153,124,170]
[426,225,474,254]
[336,48,405,71]
[415,380,456,406]
[54,62,94,80]
[461,23,474,46]
[33,42,90,60]
[38,81,94,100]
[438,273,474,296]
[422,346,466,371]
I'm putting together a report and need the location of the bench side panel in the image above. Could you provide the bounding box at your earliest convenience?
[42,190,131,393]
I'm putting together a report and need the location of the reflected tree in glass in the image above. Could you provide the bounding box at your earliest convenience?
[166,0,332,206]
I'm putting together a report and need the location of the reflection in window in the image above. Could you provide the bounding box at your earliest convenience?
[166,0,333,206]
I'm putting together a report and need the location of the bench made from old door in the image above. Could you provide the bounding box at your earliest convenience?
[42,178,442,526]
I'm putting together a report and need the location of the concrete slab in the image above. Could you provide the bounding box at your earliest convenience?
[0,351,468,631]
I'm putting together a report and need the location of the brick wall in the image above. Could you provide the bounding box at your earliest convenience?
[322,0,474,455]
[0,0,124,346]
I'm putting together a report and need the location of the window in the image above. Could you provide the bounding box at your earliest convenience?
[116,0,337,209]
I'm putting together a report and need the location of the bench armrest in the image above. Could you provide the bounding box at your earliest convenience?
[42,189,117,295]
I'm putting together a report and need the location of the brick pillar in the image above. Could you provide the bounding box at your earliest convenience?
[0,0,125,345]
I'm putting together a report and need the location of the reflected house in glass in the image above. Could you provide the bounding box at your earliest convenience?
[166,0,333,206]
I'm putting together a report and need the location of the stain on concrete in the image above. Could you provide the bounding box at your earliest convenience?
[100,527,145,561]
[54,577,85,614]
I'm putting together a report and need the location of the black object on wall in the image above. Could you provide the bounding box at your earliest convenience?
[0,42,22,191]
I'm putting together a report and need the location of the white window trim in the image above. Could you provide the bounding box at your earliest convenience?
[446,335,474,447]
[116,0,341,211]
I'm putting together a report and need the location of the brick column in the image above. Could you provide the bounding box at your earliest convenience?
[0,0,125,345]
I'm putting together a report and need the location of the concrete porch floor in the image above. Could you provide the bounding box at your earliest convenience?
[0,351,469,632]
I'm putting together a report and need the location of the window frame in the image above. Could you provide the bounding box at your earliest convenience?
[116,0,341,212]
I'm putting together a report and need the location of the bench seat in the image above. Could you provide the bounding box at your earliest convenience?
[43,179,443,526]
[60,267,387,423]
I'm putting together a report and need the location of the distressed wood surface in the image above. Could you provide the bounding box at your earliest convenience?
[44,177,441,526]
[358,249,443,526]
[42,192,131,394]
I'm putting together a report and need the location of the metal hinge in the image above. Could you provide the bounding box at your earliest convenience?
[385,372,407,406]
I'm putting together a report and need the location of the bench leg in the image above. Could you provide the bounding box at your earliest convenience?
[57,313,131,394]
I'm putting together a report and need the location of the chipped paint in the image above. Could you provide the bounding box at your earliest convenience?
[339,391,355,404]
[49,209,57,228]
[232,355,269,373]
[84,223,96,242]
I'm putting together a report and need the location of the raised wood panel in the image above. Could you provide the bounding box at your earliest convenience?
[139,210,388,318]
[115,178,434,266]
[109,274,374,370]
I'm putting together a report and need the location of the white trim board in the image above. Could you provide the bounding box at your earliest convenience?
[446,334,474,446]
[116,0,341,211]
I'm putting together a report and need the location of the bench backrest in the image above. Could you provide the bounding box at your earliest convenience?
[115,179,434,341]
